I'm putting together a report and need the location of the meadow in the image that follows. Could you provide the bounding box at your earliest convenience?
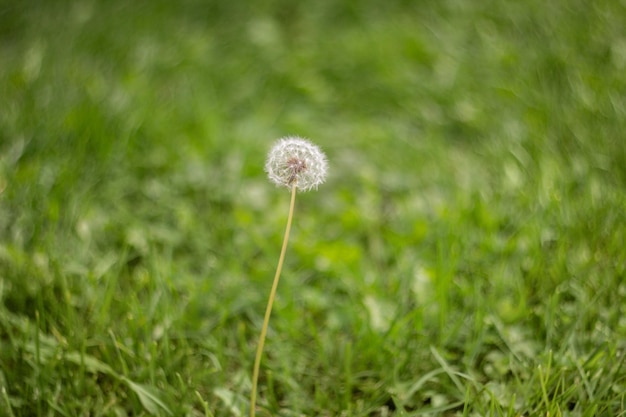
[1,0,625,415]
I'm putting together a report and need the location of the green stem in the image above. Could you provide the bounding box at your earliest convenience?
[250,182,298,417]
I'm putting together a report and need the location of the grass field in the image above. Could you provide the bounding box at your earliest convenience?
[1,0,626,416]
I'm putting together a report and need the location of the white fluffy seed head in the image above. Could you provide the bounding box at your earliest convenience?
[265,136,328,192]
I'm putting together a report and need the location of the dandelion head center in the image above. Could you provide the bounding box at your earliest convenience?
[287,157,307,182]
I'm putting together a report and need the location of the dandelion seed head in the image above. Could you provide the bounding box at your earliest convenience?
[265,136,328,191]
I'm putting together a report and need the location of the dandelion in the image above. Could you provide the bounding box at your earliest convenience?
[250,136,327,417]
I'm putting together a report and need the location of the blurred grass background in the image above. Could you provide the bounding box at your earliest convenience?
[1,0,625,415]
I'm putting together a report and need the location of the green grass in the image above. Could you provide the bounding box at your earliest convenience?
[1,0,626,415]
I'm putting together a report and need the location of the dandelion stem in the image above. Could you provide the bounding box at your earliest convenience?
[250,181,298,417]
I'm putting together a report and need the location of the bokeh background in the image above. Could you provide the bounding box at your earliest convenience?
[1,0,625,415]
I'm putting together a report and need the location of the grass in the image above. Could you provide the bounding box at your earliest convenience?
[1,0,625,415]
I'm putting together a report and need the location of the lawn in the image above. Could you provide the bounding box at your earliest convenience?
[1,0,625,416]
